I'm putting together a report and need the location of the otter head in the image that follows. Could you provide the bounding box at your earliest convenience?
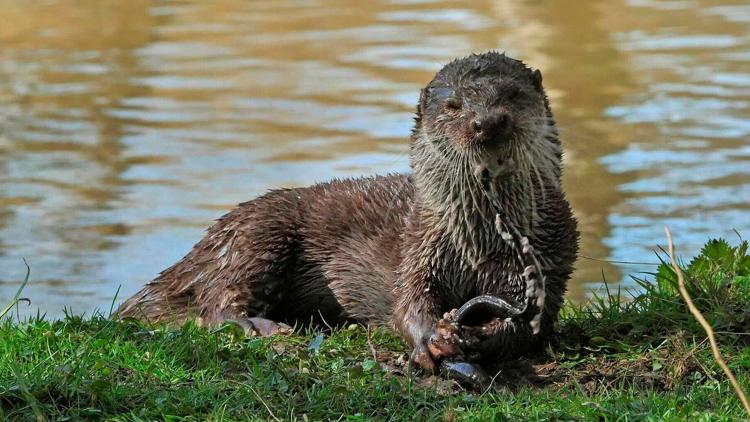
[410,52,561,206]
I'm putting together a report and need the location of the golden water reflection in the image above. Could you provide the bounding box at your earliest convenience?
[1,0,749,316]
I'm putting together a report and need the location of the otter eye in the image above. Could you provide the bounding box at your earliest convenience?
[445,97,462,110]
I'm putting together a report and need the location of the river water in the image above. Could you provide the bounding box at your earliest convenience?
[1,0,749,317]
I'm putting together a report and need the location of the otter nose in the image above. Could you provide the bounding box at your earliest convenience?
[470,109,513,144]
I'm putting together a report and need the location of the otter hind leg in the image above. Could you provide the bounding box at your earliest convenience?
[118,190,305,333]
[196,208,300,331]
[222,314,293,337]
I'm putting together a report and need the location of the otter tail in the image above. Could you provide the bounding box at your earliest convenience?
[115,279,196,326]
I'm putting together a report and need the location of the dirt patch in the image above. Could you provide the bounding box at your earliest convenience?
[374,333,707,394]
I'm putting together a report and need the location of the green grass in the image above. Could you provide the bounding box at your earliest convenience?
[2,238,750,421]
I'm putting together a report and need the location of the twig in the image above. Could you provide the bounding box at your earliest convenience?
[366,324,378,361]
[317,310,334,332]
[248,385,280,421]
[480,369,503,396]
[664,226,750,417]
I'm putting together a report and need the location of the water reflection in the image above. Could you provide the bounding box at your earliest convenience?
[0,0,748,317]
[598,0,750,279]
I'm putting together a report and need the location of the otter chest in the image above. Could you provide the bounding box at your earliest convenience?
[427,237,529,310]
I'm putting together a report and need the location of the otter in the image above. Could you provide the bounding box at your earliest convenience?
[117,52,579,372]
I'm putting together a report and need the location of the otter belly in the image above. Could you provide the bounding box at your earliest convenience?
[117,174,414,330]
[272,232,402,327]
[273,175,413,326]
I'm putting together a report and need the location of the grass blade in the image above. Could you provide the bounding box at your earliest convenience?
[0,258,31,320]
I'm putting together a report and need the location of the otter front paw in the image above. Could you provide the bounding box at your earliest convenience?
[410,320,463,373]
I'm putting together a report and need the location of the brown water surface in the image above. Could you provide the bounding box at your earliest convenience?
[1,0,749,317]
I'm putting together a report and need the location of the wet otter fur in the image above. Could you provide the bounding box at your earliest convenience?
[117,52,579,372]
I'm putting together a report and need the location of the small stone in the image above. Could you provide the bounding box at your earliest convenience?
[396,354,407,365]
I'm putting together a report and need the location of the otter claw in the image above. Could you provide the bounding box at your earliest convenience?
[411,345,437,373]
[427,321,463,360]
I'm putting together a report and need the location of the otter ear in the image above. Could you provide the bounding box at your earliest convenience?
[531,69,543,91]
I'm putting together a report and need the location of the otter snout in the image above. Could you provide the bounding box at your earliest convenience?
[470,108,514,147]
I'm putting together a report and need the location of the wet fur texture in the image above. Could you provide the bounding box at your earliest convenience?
[118,52,579,365]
